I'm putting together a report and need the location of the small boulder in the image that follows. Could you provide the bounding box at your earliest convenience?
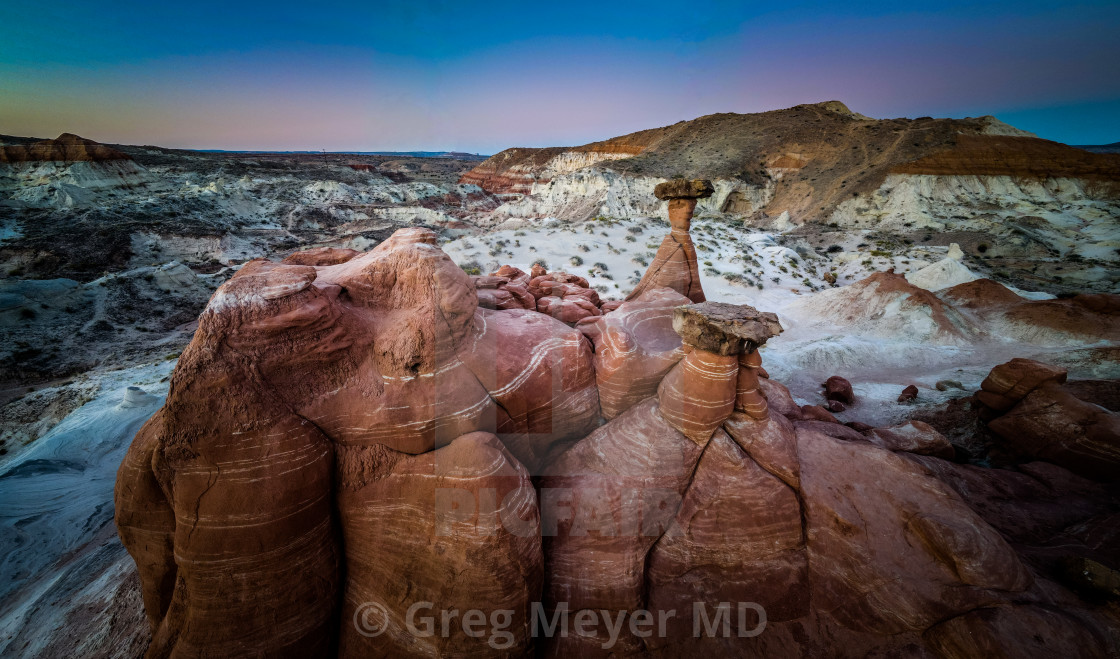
[936,380,964,391]
[898,384,919,403]
[827,400,846,413]
[979,358,1067,411]
[824,375,855,404]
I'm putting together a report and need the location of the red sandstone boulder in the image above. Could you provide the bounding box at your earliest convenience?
[115,228,583,655]
[795,419,870,444]
[798,431,1032,636]
[989,384,1120,481]
[473,274,536,311]
[898,384,919,403]
[824,375,855,404]
[536,294,601,324]
[577,287,689,419]
[979,358,1068,412]
[116,260,345,656]
[538,398,703,654]
[924,604,1112,658]
[724,411,801,488]
[646,428,809,646]
[827,400,846,413]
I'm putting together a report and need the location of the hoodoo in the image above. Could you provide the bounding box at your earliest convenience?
[625,178,713,303]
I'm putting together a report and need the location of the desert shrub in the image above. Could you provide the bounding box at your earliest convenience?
[569,256,584,266]
[827,245,842,253]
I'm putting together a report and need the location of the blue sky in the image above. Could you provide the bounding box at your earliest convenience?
[1,1,1117,151]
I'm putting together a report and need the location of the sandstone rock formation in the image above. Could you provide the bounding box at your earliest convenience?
[116,224,1119,657]
[115,227,600,656]
[977,359,1120,482]
[577,287,690,419]
[624,179,712,303]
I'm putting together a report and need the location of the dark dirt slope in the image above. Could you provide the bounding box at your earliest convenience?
[462,101,1120,221]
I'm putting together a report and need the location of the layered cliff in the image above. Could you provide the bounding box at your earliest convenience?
[459,102,1120,230]
[0,133,133,163]
[0,133,155,207]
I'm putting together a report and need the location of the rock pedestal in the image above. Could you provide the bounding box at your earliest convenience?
[625,179,714,304]
[658,302,783,443]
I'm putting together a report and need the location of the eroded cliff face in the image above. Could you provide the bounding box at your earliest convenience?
[479,167,774,225]
[457,103,1120,248]
[0,134,158,208]
[114,225,1120,658]
[459,148,640,198]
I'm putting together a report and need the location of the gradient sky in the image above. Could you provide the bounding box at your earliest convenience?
[2,1,1118,152]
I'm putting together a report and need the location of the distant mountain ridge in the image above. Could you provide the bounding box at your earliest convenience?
[1075,142,1120,154]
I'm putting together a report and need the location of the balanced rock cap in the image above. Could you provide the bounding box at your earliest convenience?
[654,178,715,200]
[672,301,783,355]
